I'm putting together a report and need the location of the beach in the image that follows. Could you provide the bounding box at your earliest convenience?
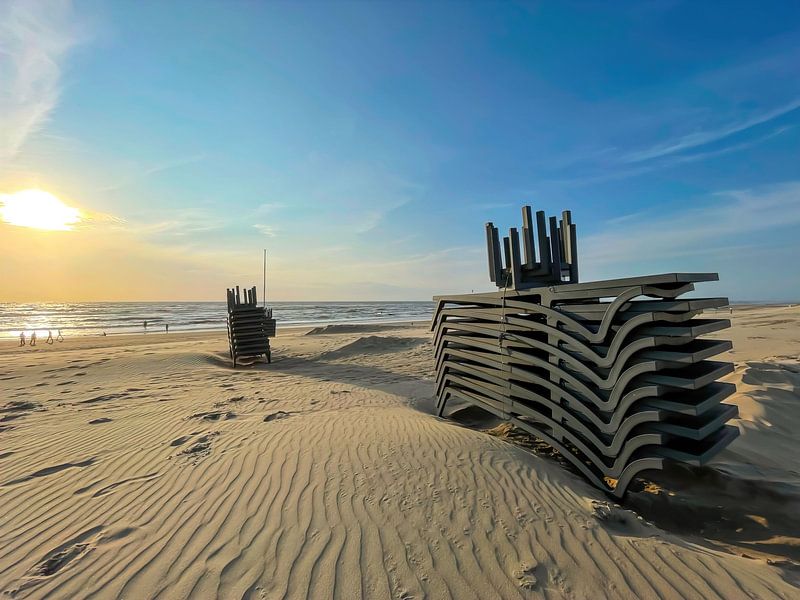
[1,308,799,598]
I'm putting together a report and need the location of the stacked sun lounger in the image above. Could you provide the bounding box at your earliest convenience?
[226,286,276,367]
[432,207,737,497]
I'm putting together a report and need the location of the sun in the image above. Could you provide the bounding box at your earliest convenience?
[0,189,82,231]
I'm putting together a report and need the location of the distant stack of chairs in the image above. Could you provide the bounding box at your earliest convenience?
[432,206,738,497]
[226,286,276,367]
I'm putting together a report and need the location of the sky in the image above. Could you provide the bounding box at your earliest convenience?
[1,0,799,302]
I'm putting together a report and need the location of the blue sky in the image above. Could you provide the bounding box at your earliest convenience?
[1,0,799,301]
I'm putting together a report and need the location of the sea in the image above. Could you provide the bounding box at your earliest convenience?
[0,301,436,338]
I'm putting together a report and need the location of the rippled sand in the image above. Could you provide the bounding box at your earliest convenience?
[1,313,798,598]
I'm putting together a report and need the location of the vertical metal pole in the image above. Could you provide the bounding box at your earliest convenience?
[263,249,267,308]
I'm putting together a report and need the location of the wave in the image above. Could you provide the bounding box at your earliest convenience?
[0,301,435,338]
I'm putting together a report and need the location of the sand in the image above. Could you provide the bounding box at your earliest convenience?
[1,309,799,598]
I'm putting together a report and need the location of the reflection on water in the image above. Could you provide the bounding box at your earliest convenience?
[1,301,436,338]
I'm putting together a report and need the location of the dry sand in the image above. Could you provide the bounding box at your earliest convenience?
[1,308,799,598]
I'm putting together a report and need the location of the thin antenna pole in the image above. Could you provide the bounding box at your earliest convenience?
[262,249,267,308]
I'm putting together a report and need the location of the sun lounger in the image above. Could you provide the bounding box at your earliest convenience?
[226,286,276,367]
[432,206,737,498]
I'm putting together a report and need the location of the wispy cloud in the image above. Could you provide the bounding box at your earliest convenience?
[143,154,206,177]
[99,154,207,193]
[664,126,792,166]
[581,181,800,269]
[77,209,125,228]
[354,198,410,234]
[130,209,224,237]
[253,224,277,237]
[622,98,800,164]
[254,202,286,215]
[0,0,85,160]
[265,243,486,300]
[547,125,793,188]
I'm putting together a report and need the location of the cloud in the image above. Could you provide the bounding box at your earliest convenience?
[622,98,800,164]
[290,245,486,298]
[0,0,85,160]
[354,198,410,234]
[546,126,793,188]
[580,181,800,269]
[663,126,792,166]
[99,154,207,193]
[253,224,277,237]
[129,209,224,237]
[254,202,286,215]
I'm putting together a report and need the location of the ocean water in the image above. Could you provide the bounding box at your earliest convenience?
[0,301,436,338]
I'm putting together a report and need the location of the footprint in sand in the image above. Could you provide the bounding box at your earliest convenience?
[22,524,108,589]
[591,501,649,534]
[1,413,26,423]
[1,401,41,413]
[35,543,90,576]
[263,410,293,422]
[179,433,219,458]
[80,393,129,405]
[189,411,236,421]
[0,401,45,423]
[2,458,95,486]
[513,561,540,590]
[183,441,211,455]
[92,473,159,498]
[170,435,192,446]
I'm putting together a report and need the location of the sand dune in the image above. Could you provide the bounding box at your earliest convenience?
[321,335,428,359]
[305,323,422,336]
[1,314,798,598]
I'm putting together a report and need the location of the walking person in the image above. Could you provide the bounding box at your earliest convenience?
[165,323,169,334]
[30,331,37,346]
[57,329,64,342]
[144,320,148,332]
[19,331,25,347]
[46,330,54,344]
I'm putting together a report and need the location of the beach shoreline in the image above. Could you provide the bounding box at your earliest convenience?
[0,320,427,352]
[0,301,436,340]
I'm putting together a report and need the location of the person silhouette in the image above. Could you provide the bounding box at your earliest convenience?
[57,329,64,342]
[19,332,26,346]
[30,331,37,346]
[144,320,148,332]
[165,323,169,334]
[46,330,54,345]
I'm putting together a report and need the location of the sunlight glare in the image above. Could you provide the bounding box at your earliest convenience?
[0,189,82,231]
